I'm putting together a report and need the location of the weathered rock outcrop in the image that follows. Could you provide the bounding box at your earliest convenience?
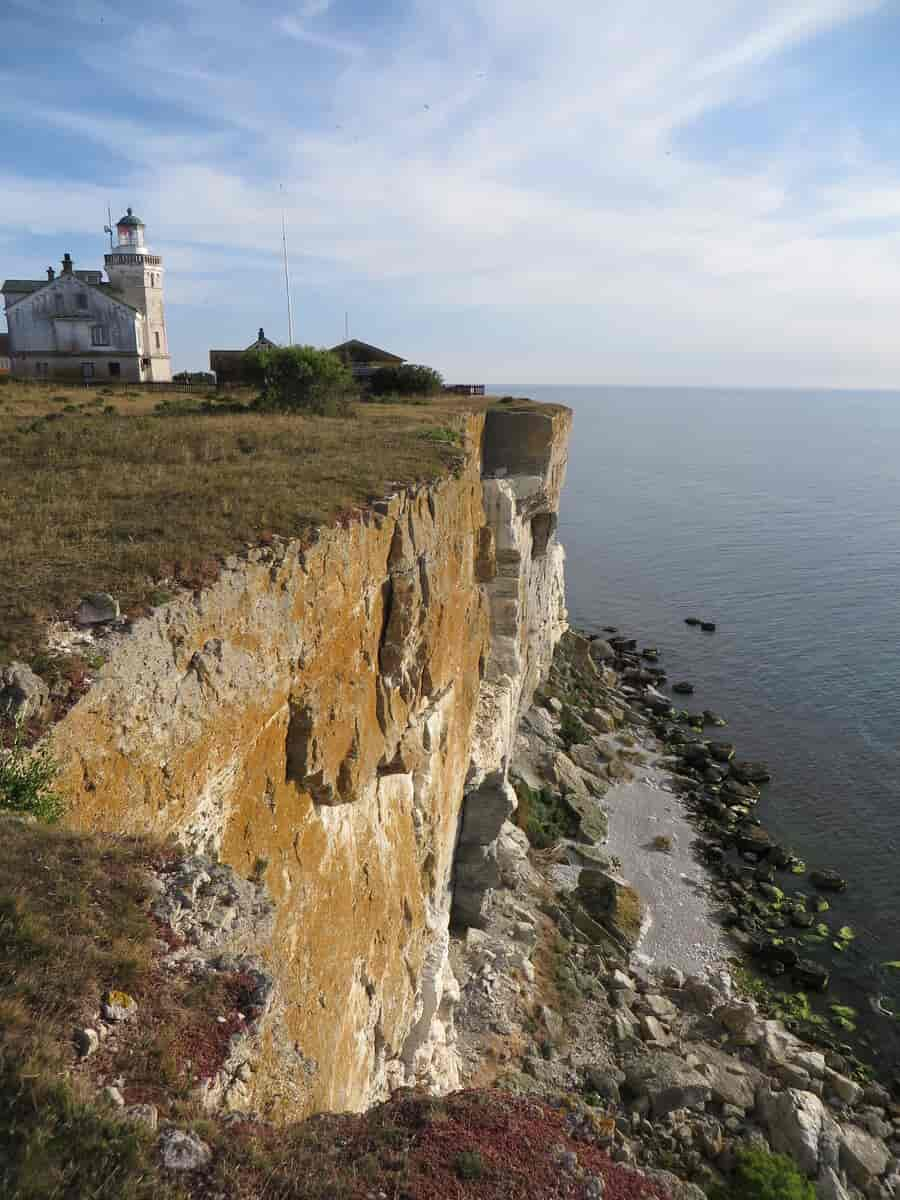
[52,405,571,1120]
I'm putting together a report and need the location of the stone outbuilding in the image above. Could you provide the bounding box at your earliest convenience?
[329,339,405,382]
[209,328,278,385]
[1,207,171,383]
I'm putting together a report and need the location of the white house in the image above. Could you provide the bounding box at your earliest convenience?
[1,208,172,383]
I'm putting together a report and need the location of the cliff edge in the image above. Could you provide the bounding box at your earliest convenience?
[50,402,572,1120]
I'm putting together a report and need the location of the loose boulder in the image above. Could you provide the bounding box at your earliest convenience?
[575,868,644,951]
[0,662,50,723]
[757,1086,826,1177]
[76,592,120,626]
[809,869,847,893]
[736,826,774,857]
[693,1045,757,1109]
[791,959,829,992]
[589,639,616,665]
[623,1050,712,1118]
[839,1123,890,1189]
[731,760,772,785]
[708,741,735,763]
[102,990,138,1022]
[158,1128,213,1171]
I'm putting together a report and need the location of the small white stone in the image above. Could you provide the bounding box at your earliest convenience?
[124,1103,158,1131]
[74,1028,99,1059]
[158,1127,212,1171]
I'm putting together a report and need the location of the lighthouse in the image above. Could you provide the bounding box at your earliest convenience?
[104,208,172,381]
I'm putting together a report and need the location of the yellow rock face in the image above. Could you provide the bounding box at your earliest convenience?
[105,990,136,1010]
[53,407,573,1120]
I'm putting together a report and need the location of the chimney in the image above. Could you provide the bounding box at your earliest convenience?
[46,266,55,281]
[61,253,73,275]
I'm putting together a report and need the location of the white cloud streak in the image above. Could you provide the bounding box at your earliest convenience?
[1,0,896,383]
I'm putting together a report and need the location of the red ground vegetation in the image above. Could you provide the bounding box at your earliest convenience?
[222,1089,671,1200]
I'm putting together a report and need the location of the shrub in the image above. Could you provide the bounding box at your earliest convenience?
[711,1146,815,1200]
[559,704,584,749]
[419,426,460,446]
[256,346,356,415]
[368,364,443,397]
[454,1149,485,1181]
[240,346,270,387]
[513,779,579,849]
[0,721,64,823]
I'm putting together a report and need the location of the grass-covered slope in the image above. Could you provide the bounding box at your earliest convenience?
[0,815,182,1199]
[0,381,471,667]
[0,815,675,1200]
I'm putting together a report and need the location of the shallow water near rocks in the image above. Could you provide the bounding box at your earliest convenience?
[496,383,900,1078]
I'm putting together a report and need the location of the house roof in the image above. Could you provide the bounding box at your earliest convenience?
[117,207,144,228]
[329,339,405,366]
[209,330,280,368]
[1,280,45,295]
[1,275,139,314]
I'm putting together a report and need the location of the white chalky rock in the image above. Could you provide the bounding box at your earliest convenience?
[159,1128,212,1171]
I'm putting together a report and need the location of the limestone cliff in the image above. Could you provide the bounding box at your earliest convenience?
[52,404,572,1120]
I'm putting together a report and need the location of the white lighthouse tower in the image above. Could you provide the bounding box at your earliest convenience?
[104,208,172,381]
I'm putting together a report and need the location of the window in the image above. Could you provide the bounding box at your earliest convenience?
[77,292,89,311]
[81,362,94,380]
[91,325,109,346]
[108,362,121,378]
[154,331,161,351]
[141,357,151,368]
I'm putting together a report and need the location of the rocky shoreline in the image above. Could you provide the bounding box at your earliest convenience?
[449,628,900,1199]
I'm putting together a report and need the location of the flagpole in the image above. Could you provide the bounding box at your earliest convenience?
[281,190,294,346]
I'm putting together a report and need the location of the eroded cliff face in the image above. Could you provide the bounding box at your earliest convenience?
[53,405,571,1120]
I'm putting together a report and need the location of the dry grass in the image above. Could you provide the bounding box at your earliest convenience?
[0,815,186,1199]
[0,380,473,666]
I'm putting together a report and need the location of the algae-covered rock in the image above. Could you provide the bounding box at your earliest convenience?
[562,792,609,844]
[575,868,644,950]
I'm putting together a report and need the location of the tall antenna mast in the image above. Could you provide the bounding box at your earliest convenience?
[103,204,114,250]
[280,188,294,345]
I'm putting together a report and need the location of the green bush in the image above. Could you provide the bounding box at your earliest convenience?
[513,779,579,849]
[559,704,585,748]
[256,346,356,415]
[0,722,63,823]
[240,346,270,387]
[368,364,443,397]
[454,1149,484,1181]
[711,1146,815,1200]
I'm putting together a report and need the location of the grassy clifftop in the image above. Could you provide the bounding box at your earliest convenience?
[0,381,483,669]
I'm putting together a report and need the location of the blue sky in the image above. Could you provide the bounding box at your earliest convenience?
[4,0,900,385]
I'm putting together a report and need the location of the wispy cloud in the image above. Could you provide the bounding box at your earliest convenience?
[297,0,334,17]
[1,0,897,384]
[278,16,365,57]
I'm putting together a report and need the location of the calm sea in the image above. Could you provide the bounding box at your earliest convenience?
[496,384,900,1077]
